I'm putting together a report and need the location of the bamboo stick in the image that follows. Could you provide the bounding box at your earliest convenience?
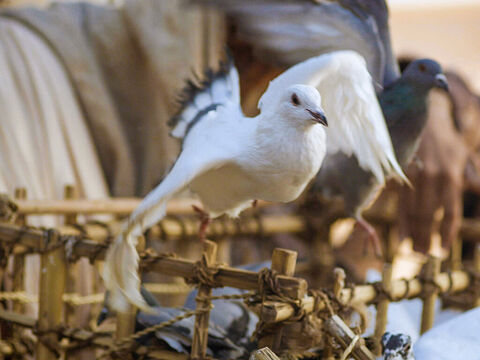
[474,243,480,307]
[115,311,136,342]
[15,198,269,216]
[450,237,463,271]
[144,254,307,299]
[36,230,66,360]
[191,240,217,359]
[63,186,77,335]
[258,248,298,351]
[5,209,480,253]
[0,309,36,328]
[0,340,12,355]
[374,263,393,354]
[1,213,304,246]
[0,213,305,259]
[0,221,471,313]
[250,347,280,360]
[0,222,307,298]
[0,309,114,350]
[11,197,480,243]
[259,269,471,323]
[12,188,26,318]
[325,315,375,360]
[420,256,441,334]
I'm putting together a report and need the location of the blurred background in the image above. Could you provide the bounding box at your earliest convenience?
[0,0,479,352]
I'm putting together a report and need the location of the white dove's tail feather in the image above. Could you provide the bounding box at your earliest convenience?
[103,231,145,312]
[103,198,168,313]
[102,140,229,312]
[169,55,240,140]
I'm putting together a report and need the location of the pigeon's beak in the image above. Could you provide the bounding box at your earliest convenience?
[307,109,328,127]
[435,73,449,92]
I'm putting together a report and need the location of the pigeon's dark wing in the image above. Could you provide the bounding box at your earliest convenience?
[193,0,399,89]
[136,306,247,358]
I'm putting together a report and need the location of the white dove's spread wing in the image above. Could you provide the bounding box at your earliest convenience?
[169,56,241,140]
[104,59,244,312]
[103,144,233,312]
[259,50,406,184]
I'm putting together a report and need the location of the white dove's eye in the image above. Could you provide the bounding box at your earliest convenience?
[291,93,300,106]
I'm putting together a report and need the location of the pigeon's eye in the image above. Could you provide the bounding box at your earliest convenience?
[418,63,427,72]
[291,93,300,106]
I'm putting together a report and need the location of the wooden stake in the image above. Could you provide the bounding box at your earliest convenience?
[191,240,217,360]
[15,198,268,216]
[450,237,463,271]
[309,217,336,288]
[333,268,346,299]
[249,347,280,360]
[325,315,375,360]
[258,248,297,352]
[420,256,441,334]
[12,188,26,316]
[474,243,480,307]
[115,310,136,341]
[63,186,77,329]
[36,230,66,360]
[374,263,393,354]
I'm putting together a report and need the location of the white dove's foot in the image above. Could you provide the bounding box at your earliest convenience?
[355,218,383,259]
[192,205,211,241]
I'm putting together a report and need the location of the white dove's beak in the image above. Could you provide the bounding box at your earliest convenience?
[307,109,328,127]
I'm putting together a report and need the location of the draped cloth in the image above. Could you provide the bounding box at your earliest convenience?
[0,17,109,318]
[1,0,192,196]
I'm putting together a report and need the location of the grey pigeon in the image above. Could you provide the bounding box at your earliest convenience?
[97,285,255,358]
[183,261,266,347]
[135,305,247,358]
[310,59,448,254]
[382,332,415,360]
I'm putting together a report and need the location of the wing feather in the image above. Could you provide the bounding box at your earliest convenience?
[103,146,231,312]
[170,57,241,140]
[260,50,407,184]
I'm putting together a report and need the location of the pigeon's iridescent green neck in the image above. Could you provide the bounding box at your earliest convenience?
[380,79,431,167]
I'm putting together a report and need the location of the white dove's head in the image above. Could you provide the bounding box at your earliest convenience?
[280,85,328,128]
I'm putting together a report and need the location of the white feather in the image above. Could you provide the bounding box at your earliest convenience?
[103,142,232,311]
[171,63,241,140]
[259,50,407,184]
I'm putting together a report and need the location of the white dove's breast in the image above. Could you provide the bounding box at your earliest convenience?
[190,124,326,217]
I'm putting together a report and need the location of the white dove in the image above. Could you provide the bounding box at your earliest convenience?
[104,50,404,311]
